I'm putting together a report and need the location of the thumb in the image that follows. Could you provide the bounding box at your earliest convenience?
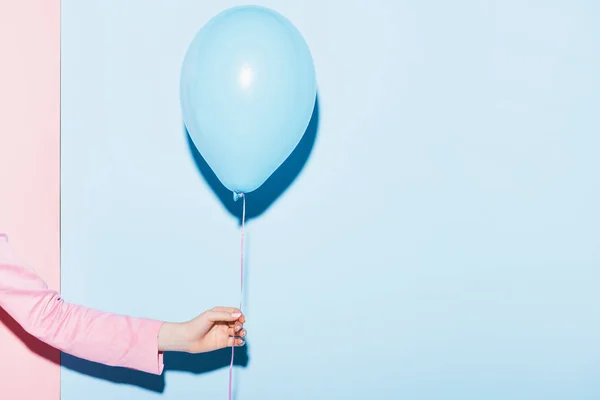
[205,310,242,322]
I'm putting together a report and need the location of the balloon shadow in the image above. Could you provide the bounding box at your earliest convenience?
[61,343,250,393]
[185,94,320,222]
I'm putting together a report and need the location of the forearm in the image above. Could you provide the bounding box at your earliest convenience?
[158,322,190,352]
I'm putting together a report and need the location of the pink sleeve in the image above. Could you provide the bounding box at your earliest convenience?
[0,234,164,375]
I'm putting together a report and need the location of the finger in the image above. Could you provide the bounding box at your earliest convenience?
[227,326,246,337]
[227,337,246,347]
[228,318,245,328]
[227,325,242,336]
[235,322,244,333]
[212,307,245,323]
[212,306,240,314]
[206,310,242,322]
[227,321,244,331]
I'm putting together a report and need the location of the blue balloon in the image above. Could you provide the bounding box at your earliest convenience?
[180,6,317,196]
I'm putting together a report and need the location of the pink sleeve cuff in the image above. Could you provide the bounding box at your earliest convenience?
[130,319,165,375]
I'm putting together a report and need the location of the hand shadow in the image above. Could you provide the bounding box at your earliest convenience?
[186,94,320,223]
[61,343,250,393]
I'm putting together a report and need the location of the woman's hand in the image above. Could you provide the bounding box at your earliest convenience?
[158,307,246,353]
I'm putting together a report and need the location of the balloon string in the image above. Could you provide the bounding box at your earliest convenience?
[229,193,245,400]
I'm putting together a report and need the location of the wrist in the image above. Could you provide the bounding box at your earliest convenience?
[158,322,191,352]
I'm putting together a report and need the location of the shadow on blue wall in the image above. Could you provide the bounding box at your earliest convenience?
[61,344,249,393]
[185,94,320,223]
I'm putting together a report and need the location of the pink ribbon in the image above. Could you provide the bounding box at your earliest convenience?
[229,193,246,400]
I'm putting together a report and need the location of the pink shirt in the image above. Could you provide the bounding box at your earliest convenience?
[0,233,164,374]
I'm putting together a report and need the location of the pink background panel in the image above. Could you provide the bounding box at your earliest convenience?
[0,0,61,399]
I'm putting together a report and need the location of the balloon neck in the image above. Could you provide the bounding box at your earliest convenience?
[233,192,244,202]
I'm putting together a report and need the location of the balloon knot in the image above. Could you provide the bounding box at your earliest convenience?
[233,192,244,202]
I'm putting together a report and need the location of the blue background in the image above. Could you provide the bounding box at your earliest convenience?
[61,1,600,399]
